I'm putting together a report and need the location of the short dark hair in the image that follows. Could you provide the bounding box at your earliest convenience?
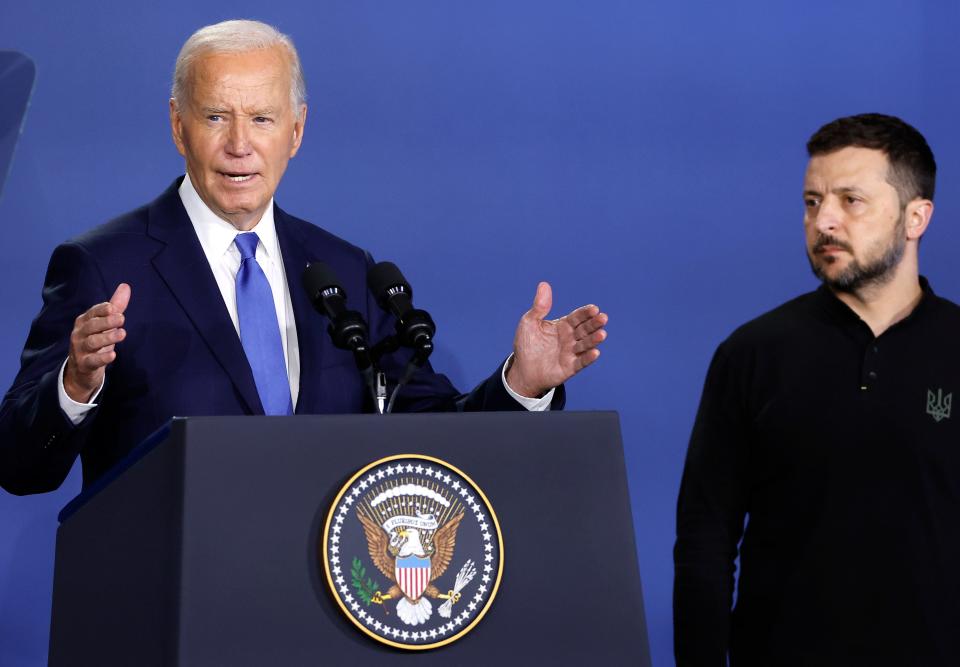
[806,113,936,204]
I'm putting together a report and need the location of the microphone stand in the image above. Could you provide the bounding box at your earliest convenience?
[369,335,434,414]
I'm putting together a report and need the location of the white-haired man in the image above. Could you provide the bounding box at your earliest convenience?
[0,20,608,495]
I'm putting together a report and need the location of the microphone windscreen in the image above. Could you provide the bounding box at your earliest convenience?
[302,262,342,301]
[367,261,410,301]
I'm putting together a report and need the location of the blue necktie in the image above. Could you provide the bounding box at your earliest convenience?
[235,232,293,415]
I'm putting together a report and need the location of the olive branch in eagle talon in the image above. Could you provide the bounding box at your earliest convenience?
[358,509,465,624]
[350,556,380,606]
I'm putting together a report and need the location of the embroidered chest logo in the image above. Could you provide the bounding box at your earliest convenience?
[926,388,952,423]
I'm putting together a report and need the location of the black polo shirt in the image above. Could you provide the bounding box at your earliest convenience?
[674,278,960,667]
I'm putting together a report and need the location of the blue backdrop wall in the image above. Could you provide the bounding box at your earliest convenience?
[3,2,960,665]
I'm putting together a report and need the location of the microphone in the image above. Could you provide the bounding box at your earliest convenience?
[301,262,371,361]
[367,261,435,354]
[367,261,437,413]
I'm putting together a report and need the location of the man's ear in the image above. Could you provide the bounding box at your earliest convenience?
[905,198,933,241]
[289,104,307,158]
[170,98,187,158]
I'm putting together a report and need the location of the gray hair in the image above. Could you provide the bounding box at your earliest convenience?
[171,19,306,115]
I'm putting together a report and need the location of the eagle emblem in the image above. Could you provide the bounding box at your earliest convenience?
[358,488,464,625]
[322,455,502,649]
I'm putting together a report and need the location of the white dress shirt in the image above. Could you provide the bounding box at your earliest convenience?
[178,174,300,406]
[58,174,551,422]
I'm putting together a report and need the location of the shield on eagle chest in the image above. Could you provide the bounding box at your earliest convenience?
[395,555,432,600]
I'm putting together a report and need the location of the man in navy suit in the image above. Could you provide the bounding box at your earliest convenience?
[0,20,608,496]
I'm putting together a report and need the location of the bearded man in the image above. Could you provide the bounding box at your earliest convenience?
[674,113,960,666]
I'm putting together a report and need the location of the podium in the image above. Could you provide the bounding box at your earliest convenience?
[48,412,650,666]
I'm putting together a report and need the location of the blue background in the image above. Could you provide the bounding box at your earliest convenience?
[3,2,960,665]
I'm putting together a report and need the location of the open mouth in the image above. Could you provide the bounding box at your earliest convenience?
[220,172,257,183]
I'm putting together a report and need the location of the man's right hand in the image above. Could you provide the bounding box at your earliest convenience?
[64,283,131,403]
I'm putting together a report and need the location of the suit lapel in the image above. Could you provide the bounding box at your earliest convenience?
[146,181,264,414]
[275,205,326,414]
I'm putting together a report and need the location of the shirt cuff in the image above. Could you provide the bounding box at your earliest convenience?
[58,358,103,425]
[501,354,554,412]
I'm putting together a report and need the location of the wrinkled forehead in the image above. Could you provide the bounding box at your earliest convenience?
[187,46,292,105]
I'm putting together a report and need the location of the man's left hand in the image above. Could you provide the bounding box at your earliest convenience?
[505,282,608,398]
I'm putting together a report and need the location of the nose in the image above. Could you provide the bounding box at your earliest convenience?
[812,195,841,234]
[225,119,252,157]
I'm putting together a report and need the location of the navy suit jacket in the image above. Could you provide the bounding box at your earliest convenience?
[0,179,563,495]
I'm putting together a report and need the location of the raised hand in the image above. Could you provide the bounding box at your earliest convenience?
[505,282,608,398]
[64,283,131,403]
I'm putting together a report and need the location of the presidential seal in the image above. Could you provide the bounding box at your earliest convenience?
[321,454,503,650]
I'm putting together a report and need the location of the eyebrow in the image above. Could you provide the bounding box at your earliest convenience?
[199,107,278,116]
[803,186,868,197]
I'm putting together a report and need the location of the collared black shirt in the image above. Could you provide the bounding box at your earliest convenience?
[674,278,960,667]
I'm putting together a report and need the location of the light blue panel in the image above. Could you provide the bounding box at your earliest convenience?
[0,51,36,201]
